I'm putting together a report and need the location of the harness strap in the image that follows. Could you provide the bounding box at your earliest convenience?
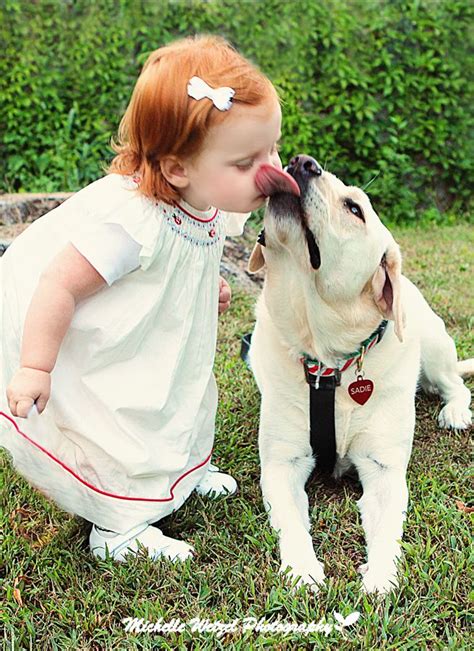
[309,376,338,473]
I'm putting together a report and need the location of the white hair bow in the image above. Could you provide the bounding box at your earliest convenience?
[187,76,235,111]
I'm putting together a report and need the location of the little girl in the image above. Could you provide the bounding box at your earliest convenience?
[0,34,287,562]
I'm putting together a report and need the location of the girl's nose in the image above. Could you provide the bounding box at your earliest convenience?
[270,151,283,170]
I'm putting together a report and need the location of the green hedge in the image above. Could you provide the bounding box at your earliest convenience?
[0,0,472,223]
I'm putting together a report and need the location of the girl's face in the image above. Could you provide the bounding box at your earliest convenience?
[180,100,283,213]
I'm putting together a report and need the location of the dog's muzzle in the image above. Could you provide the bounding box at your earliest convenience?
[268,153,323,215]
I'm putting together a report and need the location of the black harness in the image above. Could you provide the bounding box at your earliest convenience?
[307,374,339,473]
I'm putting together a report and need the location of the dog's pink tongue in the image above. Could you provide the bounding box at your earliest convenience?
[255,164,301,197]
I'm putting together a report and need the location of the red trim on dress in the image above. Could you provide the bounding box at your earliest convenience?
[0,411,212,503]
[174,202,218,223]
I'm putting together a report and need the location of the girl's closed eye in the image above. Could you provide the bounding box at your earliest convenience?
[235,159,254,171]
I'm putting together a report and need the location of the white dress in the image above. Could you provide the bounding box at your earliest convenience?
[0,174,248,533]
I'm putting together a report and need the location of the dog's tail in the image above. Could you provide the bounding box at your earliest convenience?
[458,359,474,379]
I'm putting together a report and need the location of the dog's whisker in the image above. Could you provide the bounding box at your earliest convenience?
[363,171,381,191]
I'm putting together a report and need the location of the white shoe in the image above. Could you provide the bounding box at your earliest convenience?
[89,523,194,562]
[195,463,238,498]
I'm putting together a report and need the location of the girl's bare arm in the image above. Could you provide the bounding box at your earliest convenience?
[21,243,107,371]
[7,244,107,417]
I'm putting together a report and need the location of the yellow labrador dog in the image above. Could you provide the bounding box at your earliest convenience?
[248,157,472,594]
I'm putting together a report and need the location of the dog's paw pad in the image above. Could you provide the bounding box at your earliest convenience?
[438,404,472,430]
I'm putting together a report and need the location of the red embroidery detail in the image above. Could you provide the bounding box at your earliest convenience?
[209,229,216,238]
[174,215,182,225]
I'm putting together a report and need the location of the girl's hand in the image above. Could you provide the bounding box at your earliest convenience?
[6,367,51,418]
[218,276,231,314]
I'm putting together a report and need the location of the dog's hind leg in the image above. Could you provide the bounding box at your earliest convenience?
[419,311,472,429]
[260,436,325,591]
[351,446,410,595]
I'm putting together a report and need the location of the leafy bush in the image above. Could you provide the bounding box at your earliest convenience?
[0,0,472,223]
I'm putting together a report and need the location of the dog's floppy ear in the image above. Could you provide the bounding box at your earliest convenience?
[371,240,405,341]
[248,242,265,273]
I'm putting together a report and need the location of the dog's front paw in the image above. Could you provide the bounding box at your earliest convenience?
[361,565,398,595]
[438,403,472,430]
[279,556,326,593]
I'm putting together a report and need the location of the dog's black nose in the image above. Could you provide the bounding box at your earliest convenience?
[287,155,322,178]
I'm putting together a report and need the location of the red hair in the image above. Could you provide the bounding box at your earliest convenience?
[108,35,279,204]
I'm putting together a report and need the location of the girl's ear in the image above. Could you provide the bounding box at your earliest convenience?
[160,156,189,188]
[248,242,265,273]
[371,239,405,342]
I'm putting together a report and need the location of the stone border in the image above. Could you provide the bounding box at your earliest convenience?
[0,192,73,225]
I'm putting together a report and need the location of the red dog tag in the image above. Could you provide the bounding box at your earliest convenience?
[348,375,374,405]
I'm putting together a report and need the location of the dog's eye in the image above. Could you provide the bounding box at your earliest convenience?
[344,199,365,222]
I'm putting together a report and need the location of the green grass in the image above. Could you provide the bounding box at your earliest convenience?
[1,224,472,649]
